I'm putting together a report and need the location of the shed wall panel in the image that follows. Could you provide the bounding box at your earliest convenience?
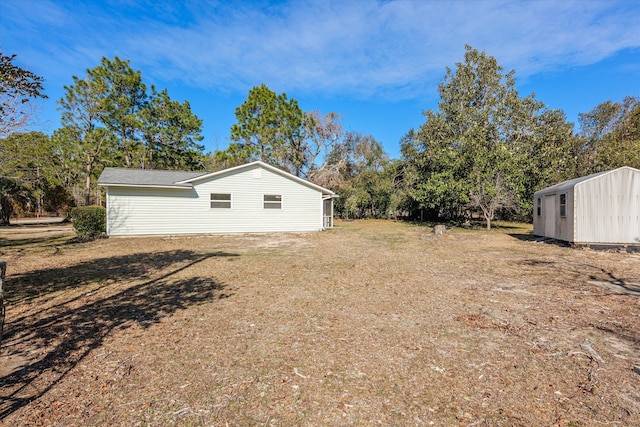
[533,188,575,241]
[575,168,640,244]
[559,187,576,242]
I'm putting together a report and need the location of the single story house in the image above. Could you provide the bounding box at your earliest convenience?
[533,166,640,244]
[98,161,336,236]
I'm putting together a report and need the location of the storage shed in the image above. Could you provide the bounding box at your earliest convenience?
[98,161,336,236]
[533,166,640,244]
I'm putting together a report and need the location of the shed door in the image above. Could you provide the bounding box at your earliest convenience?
[544,195,556,238]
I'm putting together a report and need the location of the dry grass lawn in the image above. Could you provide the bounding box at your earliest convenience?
[0,220,639,426]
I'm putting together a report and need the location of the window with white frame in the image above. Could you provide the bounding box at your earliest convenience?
[263,194,282,209]
[210,193,231,209]
[559,193,567,217]
[537,197,541,216]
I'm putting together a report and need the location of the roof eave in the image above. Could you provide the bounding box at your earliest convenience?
[99,183,193,189]
[178,160,335,195]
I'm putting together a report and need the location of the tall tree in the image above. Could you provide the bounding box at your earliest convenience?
[204,144,256,172]
[319,131,392,219]
[57,56,206,204]
[88,57,147,167]
[0,177,30,225]
[140,87,204,170]
[519,108,585,214]
[230,84,281,162]
[49,127,81,190]
[58,71,115,205]
[304,111,344,182]
[401,45,576,227]
[438,46,534,228]
[229,84,307,175]
[0,52,47,136]
[0,132,58,216]
[579,96,640,171]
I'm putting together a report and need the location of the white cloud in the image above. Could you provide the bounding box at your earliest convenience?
[2,0,638,100]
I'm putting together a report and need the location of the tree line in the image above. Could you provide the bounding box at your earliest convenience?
[1,47,638,226]
[397,46,639,227]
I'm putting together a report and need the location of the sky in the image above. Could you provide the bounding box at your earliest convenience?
[1,0,639,159]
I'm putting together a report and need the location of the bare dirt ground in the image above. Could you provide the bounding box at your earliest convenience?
[0,220,639,426]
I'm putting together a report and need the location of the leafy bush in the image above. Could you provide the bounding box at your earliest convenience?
[71,206,106,239]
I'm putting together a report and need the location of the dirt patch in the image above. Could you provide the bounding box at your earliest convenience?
[1,220,639,426]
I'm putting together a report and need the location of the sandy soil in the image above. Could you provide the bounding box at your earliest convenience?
[0,220,639,426]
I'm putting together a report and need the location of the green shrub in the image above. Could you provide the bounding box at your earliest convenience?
[71,206,106,238]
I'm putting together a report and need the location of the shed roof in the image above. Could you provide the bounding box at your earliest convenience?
[534,167,640,196]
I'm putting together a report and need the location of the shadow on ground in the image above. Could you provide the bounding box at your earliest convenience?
[0,249,237,420]
[518,253,640,297]
[508,233,573,247]
[508,233,537,242]
[0,235,69,250]
[5,249,236,304]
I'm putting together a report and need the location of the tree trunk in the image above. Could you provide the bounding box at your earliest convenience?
[122,131,133,168]
[0,197,12,225]
[36,166,41,217]
[85,174,91,206]
[484,211,492,230]
[481,205,493,230]
[85,160,93,206]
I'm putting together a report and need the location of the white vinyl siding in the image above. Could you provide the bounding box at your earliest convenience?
[106,164,325,236]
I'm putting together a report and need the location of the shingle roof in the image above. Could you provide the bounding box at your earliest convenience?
[177,161,335,195]
[98,161,336,195]
[98,167,207,188]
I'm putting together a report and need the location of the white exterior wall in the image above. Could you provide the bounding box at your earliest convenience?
[106,164,324,236]
[574,168,640,244]
[534,167,640,244]
[532,195,544,236]
[533,189,575,241]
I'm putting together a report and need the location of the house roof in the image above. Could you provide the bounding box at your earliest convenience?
[98,161,335,195]
[98,168,207,188]
[178,161,335,195]
[534,166,640,196]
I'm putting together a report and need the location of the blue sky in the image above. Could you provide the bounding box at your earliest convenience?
[1,0,639,159]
